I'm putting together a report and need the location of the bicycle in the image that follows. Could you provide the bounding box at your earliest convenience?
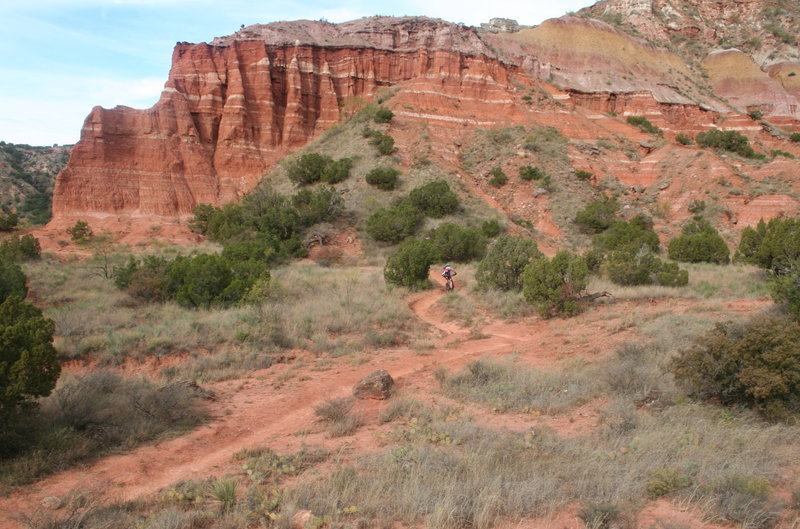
[444,277,454,292]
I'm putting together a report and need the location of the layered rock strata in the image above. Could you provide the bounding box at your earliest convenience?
[52,17,514,219]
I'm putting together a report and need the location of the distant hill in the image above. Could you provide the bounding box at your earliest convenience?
[0,142,71,225]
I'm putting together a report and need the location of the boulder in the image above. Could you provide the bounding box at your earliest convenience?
[352,370,394,400]
[291,510,314,529]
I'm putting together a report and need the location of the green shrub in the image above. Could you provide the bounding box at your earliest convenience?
[67,220,93,243]
[188,204,216,235]
[577,503,621,529]
[192,186,340,265]
[291,186,343,226]
[0,258,27,303]
[605,249,688,287]
[626,116,661,135]
[428,223,487,263]
[406,180,459,218]
[646,468,692,499]
[166,254,267,309]
[583,248,605,273]
[321,157,353,184]
[671,314,800,419]
[790,133,800,143]
[522,251,588,318]
[0,212,18,232]
[488,167,507,187]
[771,149,795,159]
[479,219,502,238]
[736,220,767,264]
[286,154,353,185]
[369,131,395,155]
[769,264,800,319]
[574,170,593,180]
[745,217,800,274]
[365,204,423,243]
[0,234,41,262]
[519,165,545,181]
[688,199,706,214]
[0,295,60,422]
[476,235,543,291]
[286,153,333,185]
[518,165,551,187]
[365,167,400,190]
[384,238,440,288]
[113,255,170,303]
[656,260,690,287]
[676,133,694,145]
[696,130,760,159]
[748,109,764,121]
[668,218,729,264]
[116,252,268,308]
[574,197,619,234]
[373,107,394,123]
[592,216,659,253]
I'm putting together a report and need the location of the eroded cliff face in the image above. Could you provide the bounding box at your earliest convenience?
[51,17,516,220]
[580,0,800,121]
[49,12,800,245]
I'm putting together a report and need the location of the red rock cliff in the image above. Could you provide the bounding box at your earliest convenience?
[51,17,512,219]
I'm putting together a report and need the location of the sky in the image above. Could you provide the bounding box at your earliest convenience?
[0,0,596,147]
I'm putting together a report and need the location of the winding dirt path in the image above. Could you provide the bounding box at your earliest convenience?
[0,272,526,527]
[0,275,772,528]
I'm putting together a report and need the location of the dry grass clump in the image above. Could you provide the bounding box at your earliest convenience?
[287,401,799,529]
[314,397,364,437]
[439,358,599,414]
[23,255,420,380]
[471,287,537,321]
[1,371,207,489]
[587,263,770,302]
[234,446,328,485]
[268,265,422,356]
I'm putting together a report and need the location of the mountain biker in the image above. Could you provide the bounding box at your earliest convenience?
[442,264,456,291]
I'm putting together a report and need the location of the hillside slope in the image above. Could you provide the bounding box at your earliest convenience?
[45,5,800,250]
[0,142,69,225]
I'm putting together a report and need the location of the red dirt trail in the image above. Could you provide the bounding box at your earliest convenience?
[0,272,519,526]
[0,273,772,528]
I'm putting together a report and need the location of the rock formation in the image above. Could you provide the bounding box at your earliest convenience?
[48,7,800,244]
[352,370,395,400]
[52,17,513,221]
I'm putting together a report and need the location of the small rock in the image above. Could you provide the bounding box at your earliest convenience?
[657,181,670,190]
[41,496,61,510]
[353,369,394,400]
[292,510,314,529]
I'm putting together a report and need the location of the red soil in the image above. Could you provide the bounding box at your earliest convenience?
[0,272,775,528]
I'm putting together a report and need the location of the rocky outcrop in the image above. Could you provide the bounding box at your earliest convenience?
[581,0,799,65]
[0,143,69,222]
[352,369,394,400]
[49,11,800,243]
[51,17,516,220]
[704,49,800,122]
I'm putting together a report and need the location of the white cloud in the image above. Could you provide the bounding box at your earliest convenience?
[0,72,164,146]
[90,77,165,108]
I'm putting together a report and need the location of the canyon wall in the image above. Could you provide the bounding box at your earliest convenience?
[52,18,514,219]
[49,12,800,240]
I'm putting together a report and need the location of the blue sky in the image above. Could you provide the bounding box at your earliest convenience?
[0,0,596,146]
